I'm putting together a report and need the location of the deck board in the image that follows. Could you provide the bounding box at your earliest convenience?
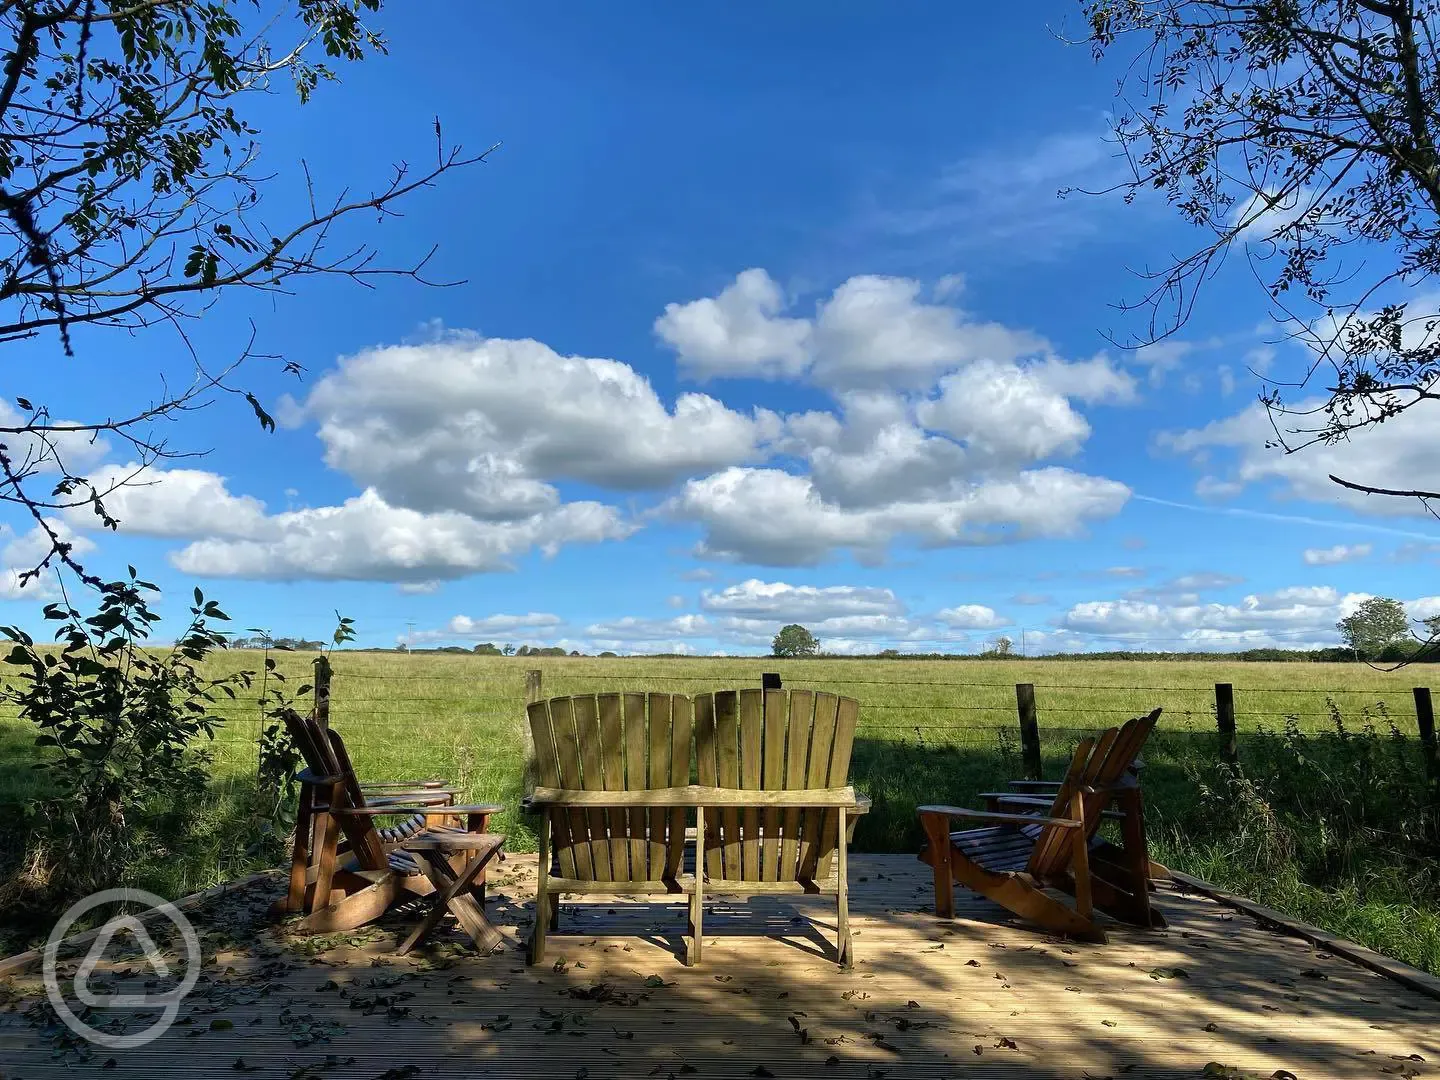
[1,855,1436,1078]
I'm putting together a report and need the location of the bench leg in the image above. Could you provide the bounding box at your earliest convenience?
[529,815,550,965]
[687,806,704,966]
[836,809,852,970]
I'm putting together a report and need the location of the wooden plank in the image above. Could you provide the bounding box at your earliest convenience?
[550,696,593,882]
[779,689,812,881]
[1168,869,1440,1002]
[0,870,282,977]
[541,877,694,895]
[645,692,671,880]
[797,691,839,880]
[666,695,693,881]
[573,695,612,881]
[623,692,648,879]
[1031,734,1102,876]
[528,785,859,807]
[760,688,788,881]
[715,690,741,880]
[597,693,629,880]
[12,853,1440,1077]
[814,694,859,881]
[527,702,576,887]
[737,687,763,880]
[692,693,720,881]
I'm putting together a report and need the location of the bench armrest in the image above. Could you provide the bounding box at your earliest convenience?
[527,784,859,809]
[917,804,1081,829]
[322,803,505,817]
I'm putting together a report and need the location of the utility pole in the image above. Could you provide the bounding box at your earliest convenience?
[1020,628,1026,658]
[406,621,416,654]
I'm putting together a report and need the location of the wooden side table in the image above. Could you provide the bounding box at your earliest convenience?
[397,831,507,955]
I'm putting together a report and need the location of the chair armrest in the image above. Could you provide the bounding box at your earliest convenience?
[984,793,1125,820]
[527,784,859,809]
[917,804,1081,829]
[323,803,505,817]
[367,792,455,807]
[1006,780,1063,790]
[1081,781,1138,796]
[849,794,872,815]
[363,779,451,789]
[296,768,345,786]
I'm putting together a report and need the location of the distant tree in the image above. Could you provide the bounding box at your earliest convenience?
[569,649,581,657]
[1337,597,1410,658]
[991,636,1014,658]
[772,624,820,658]
[472,642,501,656]
[502,643,516,656]
[599,650,618,658]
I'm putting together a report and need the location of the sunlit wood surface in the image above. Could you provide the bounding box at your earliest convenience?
[2,855,1436,1078]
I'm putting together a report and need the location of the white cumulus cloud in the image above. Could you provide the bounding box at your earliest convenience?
[169,489,631,582]
[1303,543,1372,566]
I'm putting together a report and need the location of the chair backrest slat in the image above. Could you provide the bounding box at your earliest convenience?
[760,689,789,881]
[527,698,578,881]
[282,710,386,871]
[1027,736,1096,877]
[735,689,763,880]
[779,690,814,881]
[665,695,694,881]
[1027,710,1161,879]
[693,692,721,880]
[796,692,842,879]
[622,693,648,879]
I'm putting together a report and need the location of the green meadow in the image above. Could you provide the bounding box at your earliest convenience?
[3,653,1436,971]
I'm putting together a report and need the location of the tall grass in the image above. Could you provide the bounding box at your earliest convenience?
[2,653,1436,970]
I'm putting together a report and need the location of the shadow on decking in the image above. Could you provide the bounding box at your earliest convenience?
[4,855,1438,1079]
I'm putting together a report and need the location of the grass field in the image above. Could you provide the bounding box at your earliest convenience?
[2,652,1437,969]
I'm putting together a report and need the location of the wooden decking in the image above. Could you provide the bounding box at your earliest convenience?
[2,854,1437,1078]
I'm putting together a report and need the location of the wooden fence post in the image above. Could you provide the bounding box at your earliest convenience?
[1015,682,1041,780]
[1215,682,1237,766]
[525,669,543,704]
[1415,687,1438,839]
[761,672,782,692]
[312,655,332,732]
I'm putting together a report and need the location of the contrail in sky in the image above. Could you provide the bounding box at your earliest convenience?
[1133,493,1440,542]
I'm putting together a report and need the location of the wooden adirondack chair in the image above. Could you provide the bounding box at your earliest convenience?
[276,709,507,953]
[917,709,1162,943]
[523,689,869,968]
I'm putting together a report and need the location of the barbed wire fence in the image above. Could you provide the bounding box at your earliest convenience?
[282,662,1440,802]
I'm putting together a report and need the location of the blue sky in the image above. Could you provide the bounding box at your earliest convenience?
[6,1,1440,655]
